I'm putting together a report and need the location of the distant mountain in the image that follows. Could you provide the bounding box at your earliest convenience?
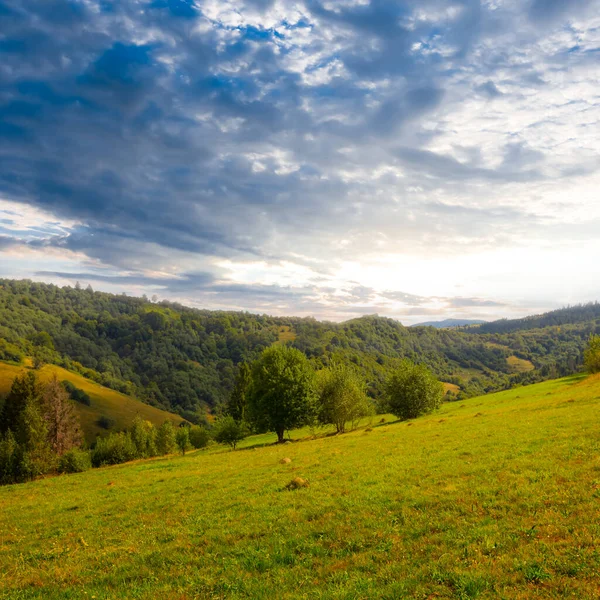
[411,319,488,329]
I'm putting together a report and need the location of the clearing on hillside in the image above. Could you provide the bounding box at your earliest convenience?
[0,361,184,442]
[1,374,600,598]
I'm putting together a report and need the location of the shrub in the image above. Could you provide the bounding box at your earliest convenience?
[62,381,91,406]
[213,416,249,450]
[91,432,137,467]
[385,359,444,420]
[189,425,210,449]
[58,448,92,474]
[96,415,115,430]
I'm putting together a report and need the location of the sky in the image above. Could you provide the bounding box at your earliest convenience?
[1,0,600,324]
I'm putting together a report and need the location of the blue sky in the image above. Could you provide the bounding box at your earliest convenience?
[1,0,600,323]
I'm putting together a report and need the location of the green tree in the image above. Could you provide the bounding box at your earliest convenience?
[156,421,177,455]
[228,362,251,422]
[0,430,18,484]
[317,363,373,433]
[213,416,249,450]
[0,371,42,435]
[130,416,158,458]
[385,359,444,420]
[175,427,190,455]
[14,397,55,480]
[584,334,600,373]
[247,346,317,443]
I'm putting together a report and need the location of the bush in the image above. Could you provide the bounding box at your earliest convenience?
[62,381,91,406]
[213,416,249,450]
[96,415,115,430]
[189,425,210,449]
[385,359,444,420]
[91,432,137,467]
[58,448,92,473]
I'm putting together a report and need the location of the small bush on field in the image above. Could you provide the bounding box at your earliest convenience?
[189,426,210,449]
[58,448,92,473]
[213,416,249,450]
[62,381,91,406]
[96,415,115,430]
[130,416,158,458]
[91,432,137,467]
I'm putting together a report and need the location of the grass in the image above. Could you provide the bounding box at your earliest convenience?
[2,374,600,599]
[507,356,535,374]
[277,326,297,344]
[0,362,184,443]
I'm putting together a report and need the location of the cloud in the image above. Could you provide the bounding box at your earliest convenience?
[1,0,600,321]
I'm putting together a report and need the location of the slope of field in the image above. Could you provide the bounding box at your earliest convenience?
[0,362,184,442]
[1,375,600,599]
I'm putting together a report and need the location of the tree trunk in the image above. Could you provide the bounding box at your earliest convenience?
[276,427,285,443]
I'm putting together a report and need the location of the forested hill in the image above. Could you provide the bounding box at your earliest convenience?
[0,279,598,421]
[471,304,600,335]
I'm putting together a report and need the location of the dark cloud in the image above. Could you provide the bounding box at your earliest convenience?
[0,0,598,319]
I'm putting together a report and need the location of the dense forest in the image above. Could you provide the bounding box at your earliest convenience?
[0,279,598,422]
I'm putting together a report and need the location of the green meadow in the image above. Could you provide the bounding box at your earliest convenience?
[1,374,600,599]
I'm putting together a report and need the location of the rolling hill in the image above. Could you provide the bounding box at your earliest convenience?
[0,361,184,443]
[1,279,599,418]
[1,373,599,598]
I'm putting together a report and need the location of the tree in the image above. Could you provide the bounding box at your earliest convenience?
[213,416,248,450]
[0,371,42,435]
[41,376,82,456]
[247,346,317,443]
[14,397,55,479]
[385,359,444,420]
[175,426,190,455]
[584,334,600,373]
[130,416,157,458]
[156,421,177,455]
[228,362,251,422]
[317,363,373,433]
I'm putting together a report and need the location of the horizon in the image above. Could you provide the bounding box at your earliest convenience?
[1,1,600,324]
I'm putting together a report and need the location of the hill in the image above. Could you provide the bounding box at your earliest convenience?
[1,374,599,598]
[0,361,183,443]
[472,303,600,335]
[0,279,598,418]
[411,318,487,328]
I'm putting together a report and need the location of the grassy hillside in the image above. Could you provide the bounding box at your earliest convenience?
[0,361,184,442]
[1,375,600,598]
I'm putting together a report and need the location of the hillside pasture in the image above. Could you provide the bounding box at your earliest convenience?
[1,374,600,598]
[0,361,184,443]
